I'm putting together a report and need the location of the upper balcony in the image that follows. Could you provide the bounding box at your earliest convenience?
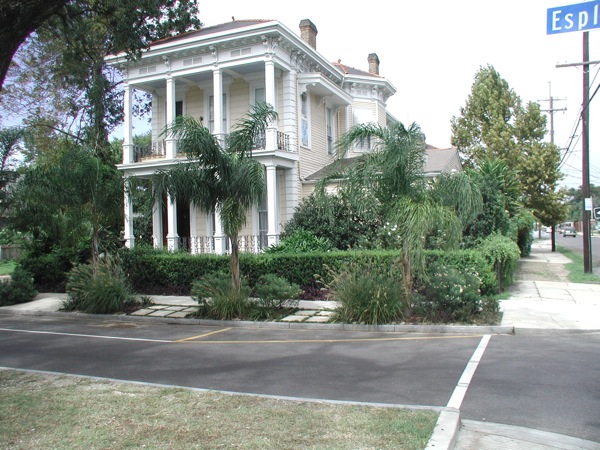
[132,131,292,163]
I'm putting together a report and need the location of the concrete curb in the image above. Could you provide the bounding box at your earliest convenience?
[0,308,515,335]
[424,407,461,450]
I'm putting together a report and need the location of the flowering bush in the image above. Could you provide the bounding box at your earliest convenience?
[421,263,483,322]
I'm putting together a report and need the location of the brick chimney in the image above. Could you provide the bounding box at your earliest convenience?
[368,53,380,75]
[299,19,318,49]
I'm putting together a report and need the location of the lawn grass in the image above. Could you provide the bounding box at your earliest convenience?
[0,369,437,450]
[0,260,16,276]
[556,246,600,284]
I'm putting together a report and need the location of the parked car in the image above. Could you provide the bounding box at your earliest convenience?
[563,227,577,237]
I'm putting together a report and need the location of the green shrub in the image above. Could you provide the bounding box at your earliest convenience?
[325,258,405,325]
[0,265,37,306]
[191,271,252,320]
[265,229,333,253]
[253,274,301,309]
[420,263,482,322]
[64,256,134,314]
[19,251,75,292]
[120,247,229,295]
[478,234,521,291]
[510,209,536,257]
[424,249,498,295]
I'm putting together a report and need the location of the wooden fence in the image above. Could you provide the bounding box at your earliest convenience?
[0,244,22,260]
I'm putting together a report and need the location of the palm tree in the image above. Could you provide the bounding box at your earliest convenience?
[335,122,482,305]
[156,102,277,292]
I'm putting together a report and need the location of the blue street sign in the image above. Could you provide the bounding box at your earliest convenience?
[547,1,600,34]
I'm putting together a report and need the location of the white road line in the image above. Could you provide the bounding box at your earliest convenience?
[0,327,171,343]
[446,334,491,410]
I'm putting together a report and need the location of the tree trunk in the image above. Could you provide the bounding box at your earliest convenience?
[229,234,241,293]
[91,225,100,276]
[401,250,412,310]
[0,0,70,90]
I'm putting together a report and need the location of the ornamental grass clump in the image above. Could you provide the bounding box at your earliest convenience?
[326,258,405,325]
[191,271,252,320]
[64,255,134,314]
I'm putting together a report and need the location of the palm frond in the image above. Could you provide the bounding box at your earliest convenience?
[227,102,278,156]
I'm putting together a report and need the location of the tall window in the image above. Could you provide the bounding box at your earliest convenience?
[208,94,227,133]
[353,108,372,152]
[175,100,183,118]
[300,91,310,148]
[254,87,266,105]
[326,107,335,155]
[258,190,268,250]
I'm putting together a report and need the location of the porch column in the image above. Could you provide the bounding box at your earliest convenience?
[284,165,299,224]
[264,58,277,150]
[165,76,176,158]
[212,66,223,139]
[123,182,135,248]
[152,195,163,249]
[189,202,199,255]
[266,164,279,247]
[282,68,297,150]
[213,209,226,254]
[166,194,179,251]
[122,83,134,164]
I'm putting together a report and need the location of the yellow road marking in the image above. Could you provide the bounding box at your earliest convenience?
[174,334,482,345]
[174,327,233,342]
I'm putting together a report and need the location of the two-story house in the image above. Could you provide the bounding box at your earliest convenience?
[106,18,397,254]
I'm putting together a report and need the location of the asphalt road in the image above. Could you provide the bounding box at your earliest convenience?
[1,314,599,443]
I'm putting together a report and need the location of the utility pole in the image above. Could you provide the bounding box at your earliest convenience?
[582,31,593,273]
[556,32,594,273]
[539,82,566,253]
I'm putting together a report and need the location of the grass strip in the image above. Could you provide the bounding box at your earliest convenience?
[556,246,600,284]
[0,369,437,450]
[0,260,15,276]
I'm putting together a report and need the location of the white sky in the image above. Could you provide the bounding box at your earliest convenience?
[198,0,600,188]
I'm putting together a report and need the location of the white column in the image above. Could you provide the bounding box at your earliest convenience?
[213,209,226,254]
[152,195,163,249]
[189,202,199,255]
[165,76,176,158]
[212,67,223,137]
[123,184,135,248]
[265,59,277,150]
[123,83,134,163]
[166,195,179,251]
[285,165,299,224]
[282,69,297,151]
[266,165,279,247]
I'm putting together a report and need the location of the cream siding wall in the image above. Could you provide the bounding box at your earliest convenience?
[186,86,203,121]
[193,210,210,237]
[298,91,336,180]
[346,101,377,159]
[229,78,250,129]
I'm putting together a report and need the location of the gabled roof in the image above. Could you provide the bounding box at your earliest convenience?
[304,146,462,182]
[423,146,462,175]
[151,19,276,46]
[333,61,380,78]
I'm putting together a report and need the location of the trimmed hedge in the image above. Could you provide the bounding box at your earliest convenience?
[120,247,501,297]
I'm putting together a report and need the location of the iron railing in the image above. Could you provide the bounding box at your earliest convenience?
[175,235,269,254]
[133,140,166,162]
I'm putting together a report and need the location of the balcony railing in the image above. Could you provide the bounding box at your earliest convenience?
[253,131,291,152]
[132,130,292,163]
[134,140,166,162]
[176,235,270,254]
